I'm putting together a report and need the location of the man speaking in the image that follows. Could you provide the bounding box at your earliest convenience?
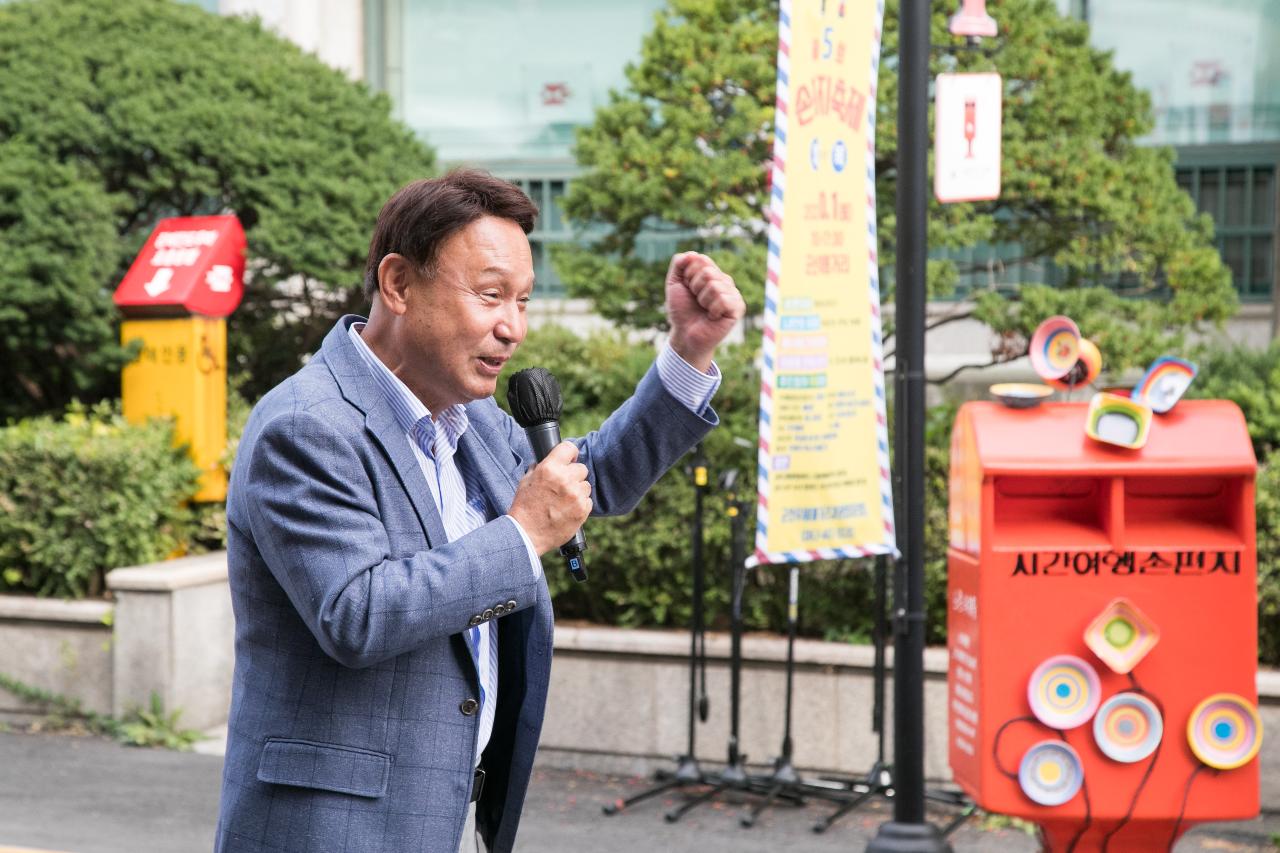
[214,170,746,853]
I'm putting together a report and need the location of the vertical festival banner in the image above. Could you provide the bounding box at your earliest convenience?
[753,0,896,566]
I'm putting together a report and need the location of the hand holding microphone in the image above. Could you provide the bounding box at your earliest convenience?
[507,368,590,581]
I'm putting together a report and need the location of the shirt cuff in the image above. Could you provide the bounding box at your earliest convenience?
[656,343,721,415]
[505,515,544,580]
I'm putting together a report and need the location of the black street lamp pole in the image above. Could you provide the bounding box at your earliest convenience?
[867,0,951,849]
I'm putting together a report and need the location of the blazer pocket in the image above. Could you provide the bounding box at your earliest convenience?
[256,737,391,798]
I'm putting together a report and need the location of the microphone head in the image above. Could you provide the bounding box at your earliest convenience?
[507,367,563,427]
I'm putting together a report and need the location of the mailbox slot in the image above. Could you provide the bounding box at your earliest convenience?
[992,475,1112,549]
[1124,475,1247,547]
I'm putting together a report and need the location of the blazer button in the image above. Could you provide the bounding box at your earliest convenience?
[460,698,479,716]
[505,600,517,610]
[467,616,482,628]
[492,604,507,616]
[481,608,494,621]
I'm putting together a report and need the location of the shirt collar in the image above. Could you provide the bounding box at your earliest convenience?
[347,322,470,453]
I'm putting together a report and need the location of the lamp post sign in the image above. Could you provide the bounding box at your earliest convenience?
[934,72,1002,203]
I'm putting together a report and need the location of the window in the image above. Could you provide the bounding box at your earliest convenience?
[509,178,571,298]
[1176,163,1276,299]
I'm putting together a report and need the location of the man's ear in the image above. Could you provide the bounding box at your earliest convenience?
[376,253,417,316]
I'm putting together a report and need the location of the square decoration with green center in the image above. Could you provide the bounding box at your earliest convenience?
[1084,597,1160,674]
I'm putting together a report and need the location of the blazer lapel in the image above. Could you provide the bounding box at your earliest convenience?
[321,316,448,548]
[364,405,449,547]
[458,413,519,516]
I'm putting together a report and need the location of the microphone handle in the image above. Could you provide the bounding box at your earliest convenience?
[523,420,588,582]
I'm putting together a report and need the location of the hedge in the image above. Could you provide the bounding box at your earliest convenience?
[0,403,199,598]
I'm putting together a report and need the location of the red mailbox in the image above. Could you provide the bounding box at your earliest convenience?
[948,400,1260,851]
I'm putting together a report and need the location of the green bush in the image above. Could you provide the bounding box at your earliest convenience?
[923,403,956,647]
[0,402,200,598]
[1253,461,1280,666]
[1190,341,1280,459]
[1190,341,1280,663]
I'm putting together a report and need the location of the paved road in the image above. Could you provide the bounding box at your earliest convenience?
[0,731,1274,852]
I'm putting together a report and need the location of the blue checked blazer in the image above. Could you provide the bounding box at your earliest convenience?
[214,316,718,853]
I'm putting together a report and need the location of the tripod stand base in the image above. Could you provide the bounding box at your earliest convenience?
[739,762,798,828]
[662,759,755,823]
[811,761,893,834]
[602,755,704,816]
[719,760,748,786]
[739,758,850,829]
[765,757,799,785]
[866,821,955,853]
[672,755,703,784]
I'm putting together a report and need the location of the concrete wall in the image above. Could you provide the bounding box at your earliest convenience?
[107,553,235,731]
[0,597,113,717]
[539,626,950,780]
[0,553,234,731]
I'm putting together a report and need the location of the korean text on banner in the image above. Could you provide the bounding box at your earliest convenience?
[753,0,896,567]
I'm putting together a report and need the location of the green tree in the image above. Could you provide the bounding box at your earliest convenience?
[0,142,125,420]
[555,0,1235,372]
[0,0,435,417]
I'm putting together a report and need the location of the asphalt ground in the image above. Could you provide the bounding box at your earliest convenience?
[0,729,1275,852]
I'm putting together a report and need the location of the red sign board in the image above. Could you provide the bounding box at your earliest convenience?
[113,215,246,318]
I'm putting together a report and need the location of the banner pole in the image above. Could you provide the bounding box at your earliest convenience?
[868,0,950,848]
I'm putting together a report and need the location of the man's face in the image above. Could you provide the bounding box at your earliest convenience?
[401,215,533,413]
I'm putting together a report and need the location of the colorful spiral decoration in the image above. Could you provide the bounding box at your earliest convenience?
[1084,597,1160,674]
[1047,338,1103,392]
[1131,355,1197,414]
[1187,693,1264,770]
[1093,693,1163,763]
[1019,740,1085,806]
[1029,315,1081,381]
[1028,654,1102,730]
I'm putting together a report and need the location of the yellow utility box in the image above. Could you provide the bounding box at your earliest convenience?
[120,317,229,501]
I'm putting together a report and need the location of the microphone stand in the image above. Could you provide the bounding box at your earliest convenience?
[737,564,848,826]
[812,555,974,835]
[603,444,711,816]
[662,468,755,823]
[811,554,896,832]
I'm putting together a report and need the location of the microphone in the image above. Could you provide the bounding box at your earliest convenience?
[506,367,588,582]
